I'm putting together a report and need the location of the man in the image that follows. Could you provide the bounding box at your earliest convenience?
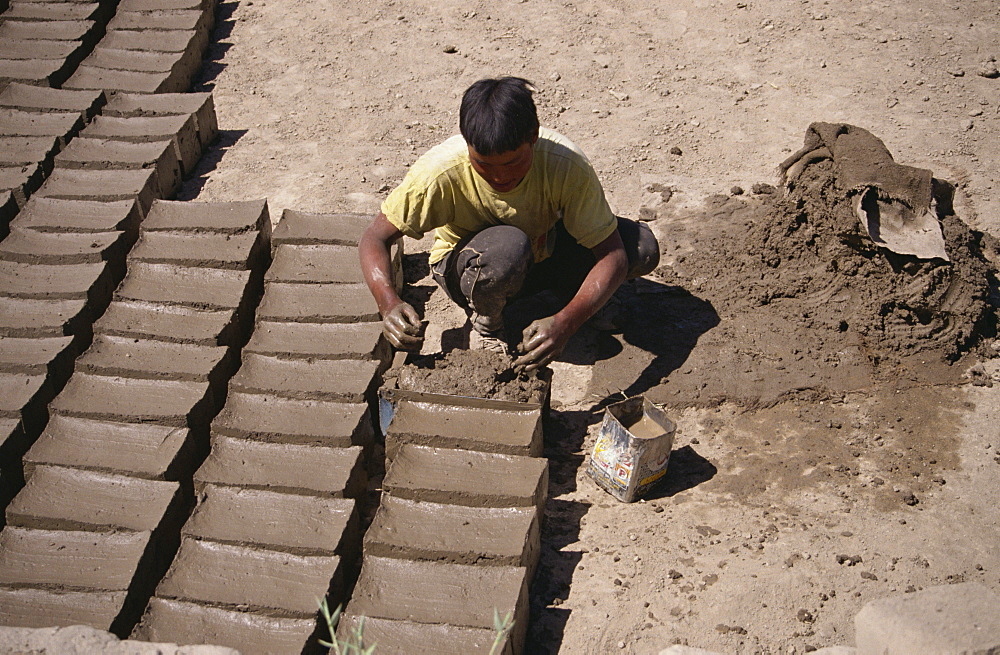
[359,77,659,371]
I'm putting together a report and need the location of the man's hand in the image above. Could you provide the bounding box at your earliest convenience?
[514,316,570,371]
[383,301,424,351]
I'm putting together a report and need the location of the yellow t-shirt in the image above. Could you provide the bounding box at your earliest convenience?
[381,127,617,265]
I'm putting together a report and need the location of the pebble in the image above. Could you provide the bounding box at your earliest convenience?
[731,185,745,195]
[669,146,683,155]
[977,61,1000,79]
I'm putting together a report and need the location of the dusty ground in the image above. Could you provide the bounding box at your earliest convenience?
[183,0,1000,652]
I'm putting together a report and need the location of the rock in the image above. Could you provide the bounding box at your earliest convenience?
[731,186,745,195]
[669,146,683,155]
[977,61,999,78]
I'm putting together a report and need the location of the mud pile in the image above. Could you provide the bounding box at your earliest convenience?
[392,349,549,403]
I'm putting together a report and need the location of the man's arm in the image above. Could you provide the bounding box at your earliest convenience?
[359,212,423,350]
[514,228,628,371]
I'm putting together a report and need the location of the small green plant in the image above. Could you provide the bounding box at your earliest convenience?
[489,609,514,655]
[317,597,376,655]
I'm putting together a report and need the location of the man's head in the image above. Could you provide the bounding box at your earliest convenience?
[461,77,539,192]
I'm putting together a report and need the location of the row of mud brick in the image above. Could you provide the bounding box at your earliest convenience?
[1,0,216,93]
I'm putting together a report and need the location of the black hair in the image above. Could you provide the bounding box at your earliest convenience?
[459,77,539,156]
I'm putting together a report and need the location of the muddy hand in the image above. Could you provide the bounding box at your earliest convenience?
[514,316,563,371]
[383,301,424,351]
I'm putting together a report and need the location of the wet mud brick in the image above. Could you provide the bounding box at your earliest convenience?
[0,297,90,339]
[195,434,366,498]
[34,167,159,213]
[141,198,267,235]
[155,536,346,615]
[0,59,68,89]
[212,391,374,447]
[108,8,213,48]
[0,335,74,375]
[81,113,200,177]
[0,161,45,206]
[114,262,255,311]
[384,444,548,513]
[0,372,47,454]
[0,135,60,169]
[345,555,530,651]
[256,282,380,323]
[183,484,358,555]
[102,91,217,151]
[51,371,213,427]
[2,2,109,21]
[64,64,192,96]
[337,615,513,655]
[0,586,128,631]
[0,38,79,65]
[384,398,544,459]
[246,320,391,369]
[365,494,539,572]
[0,83,105,121]
[54,137,182,199]
[0,226,132,266]
[75,334,232,388]
[230,352,380,403]
[0,19,102,49]
[69,44,201,90]
[134,597,318,655]
[0,260,116,313]
[0,108,84,147]
[129,230,266,270]
[94,299,244,347]
[6,464,182,533]
[25,414,193,481]
[267,244,367,284]
[10,197,141,236]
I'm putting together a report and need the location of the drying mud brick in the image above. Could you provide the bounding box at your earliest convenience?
[0,135,60,166]
[0,259,114,304]
[134,597,318,655]
[54,137,182,199]
[0,19,97,44]
[51,372,213,426]
[245,320,390,365]
[0,83,104,121]
[81,114,200,175]
[2,2,106,21]
[156,537,345,615]
[10,197,141,235]
[337,615,513,655]
[82,45,198,79]
[102,91,217,151]
[109,9,212,39]
[0,335,73,375]
[385,399,544,459]
[365,494,539,570]
[0,624,240,655]
[384,444,549,511]
[0,525,152,590]
[24,414,191,481]
[271,209,369,247]
[194,434,365,498]
[35,167,158,211]
[855,582,1000,654]
[0,108,83,144]
[230,353,380,403]
[0,59,67,89]
[266,244,366,284]
[64,66,190,95]
[0,39,78,62]
[212,391,373,447]
[75,334,231,383]
[0,162,45,206]
[0,586,127,631]
[129,232,265,270]
[0,296,89,338]
[183,484,358,555]
[256,281,379,323]
[0,371,46,418]
[6,465,182,532]
[141,198,266,234]
[346,555,529,644]
[115,262,253,309]
[0,227,131,265]
[94,299,243,346]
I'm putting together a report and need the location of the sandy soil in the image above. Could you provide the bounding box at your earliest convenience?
[183,1,1000,652]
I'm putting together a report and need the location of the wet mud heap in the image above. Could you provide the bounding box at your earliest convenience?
[392,349,549,403]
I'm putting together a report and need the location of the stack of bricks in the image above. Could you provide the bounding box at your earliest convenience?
[131,210,395,654]
[64,0,217,94]
[0,198,271,636]
[0,0,114,88]
[339,388,549,651]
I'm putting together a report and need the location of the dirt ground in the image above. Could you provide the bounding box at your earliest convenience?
[182,1,1000,652]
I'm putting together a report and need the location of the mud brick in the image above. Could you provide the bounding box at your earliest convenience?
[0,135,60,166]
[81,113,200,176]
[0,82,105,120]
[119,0,212,12]
[129,231,265,270]
[0,20,97,44]
[0,371,46,425]
[64,65,189,95]
[0,335,74,376]
[134,597,319,655]
[0,58,68,88]
[0,296,89,338]
[345,555,529,647]
[272,209,369,247]
[142,197,267,234]
[365,494,539,571]
[0,525,152,590]
[83,45,197,80]
[195,434,365,498]
[385,398,543,459]
[54,137,181,199]
[0,260,115,306]
[2,2,105,21]
[94,299,243,346]
[6,464,182,532]
[0,108,83,143]
[0,39,78,61]
[75,334,230,383]
[0,586,127,630]
[0,161,44,205]
[337,615,512,655]
[115,262,253,310]
[256,282,379,324]
[35,167,158,210]
[24,413,192,480]
[98,28,202,58]
[51,371,212,426]
[212,391,373,447]
[0,418,22,458]
[245,320,390,365]
[102,92,217,151]
[108,9,212,38]
[183,484,358,556]
[384,444,548,512]
[266,244,366,284]
[1,191,17,236]
[230,353,380,403]
[156,537,345,615]
[0,227,131,265]
[11,196,140,235]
